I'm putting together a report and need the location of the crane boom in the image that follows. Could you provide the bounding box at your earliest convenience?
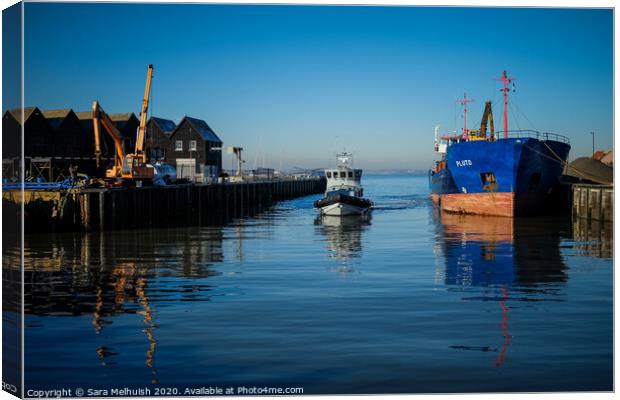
[468,101,495,140]
[91,64,155,183]
[479,101,495,137]
[487,103,495,139]
[92,99,153,181]
[92,100,125,172]
[135,64,153,160]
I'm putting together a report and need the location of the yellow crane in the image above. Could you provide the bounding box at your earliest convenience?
[92,64,155,182]
[469,101,495,141]
[135,64,154,164]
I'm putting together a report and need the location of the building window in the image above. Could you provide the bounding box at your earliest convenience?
[190,140,197,151]
[326,171,332,178]
[176,140,183,151]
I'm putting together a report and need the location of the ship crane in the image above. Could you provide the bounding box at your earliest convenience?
[92,64,155,183]
[468,101,495,141]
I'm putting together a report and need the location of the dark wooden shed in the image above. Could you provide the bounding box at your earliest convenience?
[146,117,176,162]
[4,107,54,158]
[109,112,139,154]
[2,109,22,159]
[42,109,84,158]
[75,111,115,159]
[77,111,139,156]
[167,116,223,182]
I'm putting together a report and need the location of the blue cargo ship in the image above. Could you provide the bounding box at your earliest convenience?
[429,71,571,217]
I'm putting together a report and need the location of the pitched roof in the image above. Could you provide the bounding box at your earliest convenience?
[7,107,37,124]
[180,116,222,143]
[600,150,613,166]
[149,117,176,134]
[76,111,138,138]
[42,109,72,119]
[42,109,74,130]
[109,112,137,123]
[75,111,95,135]
[75,111,92,121]
[107,113,138,135]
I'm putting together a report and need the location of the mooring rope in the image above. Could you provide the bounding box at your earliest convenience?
[520,140,612,185]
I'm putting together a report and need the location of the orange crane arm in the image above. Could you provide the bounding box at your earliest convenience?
[92,100,125,172]
[135,64,153,159]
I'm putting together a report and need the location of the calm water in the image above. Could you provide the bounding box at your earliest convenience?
[7,175,613,394]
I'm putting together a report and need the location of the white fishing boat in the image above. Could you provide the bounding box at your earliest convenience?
[314,152,372,216]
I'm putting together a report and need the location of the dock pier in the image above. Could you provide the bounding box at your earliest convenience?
[3,178,326,233]
[572,183,614,222]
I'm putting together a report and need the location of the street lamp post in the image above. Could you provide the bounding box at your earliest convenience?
[590,131,595,156]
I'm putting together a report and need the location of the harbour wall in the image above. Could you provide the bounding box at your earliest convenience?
[3,178,326,233]
[572,183,613,222]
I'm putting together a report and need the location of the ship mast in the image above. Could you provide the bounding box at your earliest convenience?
[458,93,474,140]
[497,71,515,139]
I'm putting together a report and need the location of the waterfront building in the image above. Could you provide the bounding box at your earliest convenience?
[42,109,84,158]
[108,112,140,154]
[146,117,177,162]
[3,107,53,158]
[167,116,223,182]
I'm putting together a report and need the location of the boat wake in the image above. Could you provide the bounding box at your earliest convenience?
[370,194,430,211]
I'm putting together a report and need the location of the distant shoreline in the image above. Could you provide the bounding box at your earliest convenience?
[364,170,428,176]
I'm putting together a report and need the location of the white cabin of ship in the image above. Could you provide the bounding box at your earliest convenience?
[324,153,364,197]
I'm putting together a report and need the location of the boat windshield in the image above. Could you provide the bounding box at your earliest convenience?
[327,188,355,197]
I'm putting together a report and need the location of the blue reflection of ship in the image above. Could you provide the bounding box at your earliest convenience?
[436,212,567,288]
[434,211,568,367]
[441,219,515,288]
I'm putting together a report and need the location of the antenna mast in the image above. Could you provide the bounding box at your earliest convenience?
[497,70,515,139]
[457,93,474,140]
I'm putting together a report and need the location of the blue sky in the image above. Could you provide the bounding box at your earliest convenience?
[14,3,614,170]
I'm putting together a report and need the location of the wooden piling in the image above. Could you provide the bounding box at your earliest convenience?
[10,177,326,233]
[572,183,613,222]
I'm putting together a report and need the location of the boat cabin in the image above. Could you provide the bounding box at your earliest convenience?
[324,153,364,197]
[325,169,362,181]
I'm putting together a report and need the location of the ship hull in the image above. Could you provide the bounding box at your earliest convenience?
[430,137,570,217]
[314,193,372,216]
[319,202,369,216]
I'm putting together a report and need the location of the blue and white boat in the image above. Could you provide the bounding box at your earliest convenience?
[314,153,372,216]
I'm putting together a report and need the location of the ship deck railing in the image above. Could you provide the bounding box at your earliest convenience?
[499,130,570,144]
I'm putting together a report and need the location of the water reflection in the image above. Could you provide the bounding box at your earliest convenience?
[572,218,613,259]
[434,211,570,288]
[6,227,226,382]
[433,211,572,367]
[314,215,371,269]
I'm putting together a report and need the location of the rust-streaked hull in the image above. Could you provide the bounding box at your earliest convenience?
[436,191,549,217]
[439,192,514,217]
